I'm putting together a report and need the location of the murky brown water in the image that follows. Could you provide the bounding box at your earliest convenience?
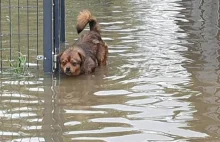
[1,0,220,141]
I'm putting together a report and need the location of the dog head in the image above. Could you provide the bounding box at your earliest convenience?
[58,48,85,76]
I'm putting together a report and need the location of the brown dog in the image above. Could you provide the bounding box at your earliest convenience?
[58,10,108,76]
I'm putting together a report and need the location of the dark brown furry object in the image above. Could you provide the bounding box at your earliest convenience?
[58,10,108,76]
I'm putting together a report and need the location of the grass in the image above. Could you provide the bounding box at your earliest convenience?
[8,52,28,75]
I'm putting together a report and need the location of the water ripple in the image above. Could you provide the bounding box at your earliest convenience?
[0,0,217,141]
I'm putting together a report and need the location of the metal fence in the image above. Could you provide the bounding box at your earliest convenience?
[0,0,65,74]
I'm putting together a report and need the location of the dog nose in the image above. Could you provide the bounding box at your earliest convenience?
[66,67,70,72]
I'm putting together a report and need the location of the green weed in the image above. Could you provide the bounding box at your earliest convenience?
[9,52,28,75]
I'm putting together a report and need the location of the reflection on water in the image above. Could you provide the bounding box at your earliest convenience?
[178,0,220,140]
[0,0,220,141]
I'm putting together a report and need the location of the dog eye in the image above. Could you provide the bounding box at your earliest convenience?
[72,62,78,66]
[61,61,66,65]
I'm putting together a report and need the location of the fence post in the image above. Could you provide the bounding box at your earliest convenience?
[43,0,53,73]
[53,0,60,73]
[44,0,65,73]
[60,0,65,43]
[54,0,60,55]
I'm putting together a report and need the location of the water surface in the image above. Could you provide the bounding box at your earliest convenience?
[1,0,220,141]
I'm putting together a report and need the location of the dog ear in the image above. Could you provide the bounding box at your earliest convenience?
[77,51,85,66]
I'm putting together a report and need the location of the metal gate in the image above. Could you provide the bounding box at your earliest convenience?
[0,0,65,74]
[44,0,65,73]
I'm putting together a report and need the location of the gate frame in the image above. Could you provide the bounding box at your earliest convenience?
[43,0,65,73]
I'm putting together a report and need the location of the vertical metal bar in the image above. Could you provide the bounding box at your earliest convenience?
[18,0,20,55]
[36,0,39,68]
[53,0,60,72]
[27,0,29,67]
[54,0,60,55]
[60,0,65,43]
[43,0,53,73]
[9,0,12,61]
[0,0,2,71]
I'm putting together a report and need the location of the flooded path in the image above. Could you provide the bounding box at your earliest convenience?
[0,0,220,141]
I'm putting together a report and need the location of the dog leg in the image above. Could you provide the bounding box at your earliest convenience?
[97,42,108,66]
[83,57,96,74]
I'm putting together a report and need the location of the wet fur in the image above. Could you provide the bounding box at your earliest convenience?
[59,10,108,76]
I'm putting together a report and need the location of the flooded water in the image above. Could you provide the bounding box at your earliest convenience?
[1,0,220,141]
